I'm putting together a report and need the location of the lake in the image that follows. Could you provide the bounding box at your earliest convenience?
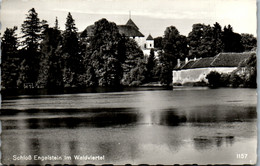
[0,87,257,165]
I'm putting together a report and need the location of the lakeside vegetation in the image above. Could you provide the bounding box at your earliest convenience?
[1,8,257,91]
[206,53,256,88]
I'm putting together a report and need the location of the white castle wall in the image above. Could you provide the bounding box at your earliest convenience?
[145,40,154,49]
[130,37,146,50]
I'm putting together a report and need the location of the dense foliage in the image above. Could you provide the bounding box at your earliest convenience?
[1,8,257,90]
[206,53,257,88]
[1,27,20,89]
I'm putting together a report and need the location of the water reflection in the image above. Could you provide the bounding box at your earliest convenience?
[158,110,187,126]
[0,88,257,165]
[1,108,140,129]
[193,135,235,150]
[1,105,256,130]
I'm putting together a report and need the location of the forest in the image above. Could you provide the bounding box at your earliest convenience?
[1,8,257,90]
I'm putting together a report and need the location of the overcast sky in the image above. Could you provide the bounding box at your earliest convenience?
[0,0,257,38]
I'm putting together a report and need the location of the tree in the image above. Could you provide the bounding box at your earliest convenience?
[158,52,176,86]
[21,8,42,51]
[222,25,244,52]
[154,36,163,49]
[159,26,188,85]
[122,38,143,73]
[163,26,188,60]
[212,22,224,55]
[19,8,48,87]
[206,71,221,87]
[37,28,63,88]
[243,53,257,88]
[122,58,147,86]
[146,48,156,82]
[240,33,257,51]
[188,23,216,58]
[61,12,81,87]
[54,17,59,30]
[121,38,146,85]
[88,18,123,86]
[1,27,20,89]
[234,52,257,88]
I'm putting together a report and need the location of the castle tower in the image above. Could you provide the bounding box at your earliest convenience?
[145,34,154,49]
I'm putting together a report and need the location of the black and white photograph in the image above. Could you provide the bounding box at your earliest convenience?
[0,0,257,165]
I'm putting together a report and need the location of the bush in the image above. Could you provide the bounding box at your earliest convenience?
[230,73,243,87]
[206,71,221,87]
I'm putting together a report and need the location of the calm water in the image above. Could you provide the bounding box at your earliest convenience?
[0,88,257,165]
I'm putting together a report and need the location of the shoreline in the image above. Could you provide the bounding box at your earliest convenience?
[1,84,256,98]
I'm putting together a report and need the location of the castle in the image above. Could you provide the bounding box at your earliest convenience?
[81,18,155,56]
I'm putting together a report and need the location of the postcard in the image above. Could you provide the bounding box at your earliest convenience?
[0,0,257,165]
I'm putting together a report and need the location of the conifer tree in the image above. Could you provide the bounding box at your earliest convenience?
[62,12,80,87]
[19,8,43,87]
[146,49,156,82]
[21,8,42,51]
[54,17,59,30]
[37,28,63,88]
[1,27,20,89]
[222,25,244,52]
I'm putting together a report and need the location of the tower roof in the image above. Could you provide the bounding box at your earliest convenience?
[126,19,139,30]
[146,34,153,40]
[118,25,144,37]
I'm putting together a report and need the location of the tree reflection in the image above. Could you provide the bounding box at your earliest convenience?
[193,135,235,150]
[159,110,187,126]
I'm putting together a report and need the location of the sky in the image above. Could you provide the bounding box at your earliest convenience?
[0,0,257,38]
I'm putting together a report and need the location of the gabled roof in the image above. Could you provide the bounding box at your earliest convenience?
[181,60,197,69]
[175,52,253,70]
[210,52,252,67]
[192,57,215,68]
[81,19,144,38]
[118,25,144,37]
[146,34,153,40]
[126,19,139,30]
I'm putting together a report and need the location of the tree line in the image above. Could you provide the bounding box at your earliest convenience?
[154,23,257,85]
[1,8,257,90]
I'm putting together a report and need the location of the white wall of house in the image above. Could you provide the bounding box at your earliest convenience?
[143,49,159,58]
[172,67,237,84]
[145,40,154,49]
[130,37,146,49]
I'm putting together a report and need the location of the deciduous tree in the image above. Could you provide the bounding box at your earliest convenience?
[88,18,123,86]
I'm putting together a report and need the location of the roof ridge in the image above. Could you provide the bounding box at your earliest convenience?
[210,53,220,66]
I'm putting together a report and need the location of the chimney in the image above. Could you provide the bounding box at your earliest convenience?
[177,59,181,68]
[185,57,189,64]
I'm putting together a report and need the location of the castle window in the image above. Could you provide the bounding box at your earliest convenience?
[150,44,152,47]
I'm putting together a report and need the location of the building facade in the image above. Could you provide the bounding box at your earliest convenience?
[172,52,254,85]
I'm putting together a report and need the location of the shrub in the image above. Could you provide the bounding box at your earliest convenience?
[206,71,221,87]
